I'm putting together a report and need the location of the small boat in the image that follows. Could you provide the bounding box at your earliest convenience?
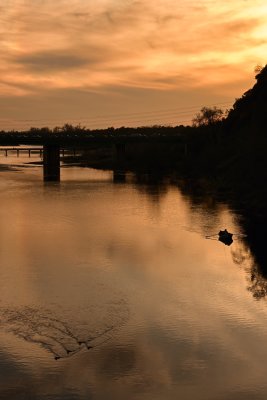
[218,229,233,246]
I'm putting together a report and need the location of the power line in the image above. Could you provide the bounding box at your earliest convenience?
[0,100,233,130]
[0,100,233,125]
[0,112,201,127]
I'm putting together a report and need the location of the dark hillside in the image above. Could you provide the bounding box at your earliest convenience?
[221,65,267,194]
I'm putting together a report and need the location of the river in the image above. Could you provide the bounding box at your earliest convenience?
[0,150,266,399]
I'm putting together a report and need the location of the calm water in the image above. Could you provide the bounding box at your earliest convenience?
[0,151,266,399]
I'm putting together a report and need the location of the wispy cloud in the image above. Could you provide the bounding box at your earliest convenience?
[1,0,267,126]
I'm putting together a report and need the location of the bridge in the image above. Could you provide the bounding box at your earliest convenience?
[0,147,78,157]
[0,131,185,181]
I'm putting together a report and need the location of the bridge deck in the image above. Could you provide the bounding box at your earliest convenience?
[0,133,183,146]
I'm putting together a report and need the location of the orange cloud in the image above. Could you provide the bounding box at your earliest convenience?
[1,0,267,127]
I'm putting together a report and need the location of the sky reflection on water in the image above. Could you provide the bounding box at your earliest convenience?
[0,155,266,399]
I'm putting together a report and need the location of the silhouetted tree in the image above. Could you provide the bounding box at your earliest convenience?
[192,106,224,127]
[254,64,263,76]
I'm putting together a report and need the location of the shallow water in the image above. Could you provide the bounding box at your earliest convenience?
[0,151,266,399]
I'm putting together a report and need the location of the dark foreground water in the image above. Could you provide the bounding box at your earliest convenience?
[0,152,266,399]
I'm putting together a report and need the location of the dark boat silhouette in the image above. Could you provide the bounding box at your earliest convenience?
[218,229,233,246]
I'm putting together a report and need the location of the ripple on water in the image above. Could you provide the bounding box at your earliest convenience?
[0,278,129,361]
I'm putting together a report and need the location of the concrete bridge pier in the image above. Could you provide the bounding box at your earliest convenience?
[43,144,60,181]
[114,142,126,167]
[113,170,126,183]
[113,142,126,183]
[114,142,126,165]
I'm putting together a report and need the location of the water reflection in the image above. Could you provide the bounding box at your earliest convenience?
[1,160,267,398]
[0,306,121,360]
[229,239,267,300]
[174,177,267,301]
[231,242,251,266]
[131,171,267,304]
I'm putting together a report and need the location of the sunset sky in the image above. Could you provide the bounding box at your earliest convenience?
[1,0,267,130]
